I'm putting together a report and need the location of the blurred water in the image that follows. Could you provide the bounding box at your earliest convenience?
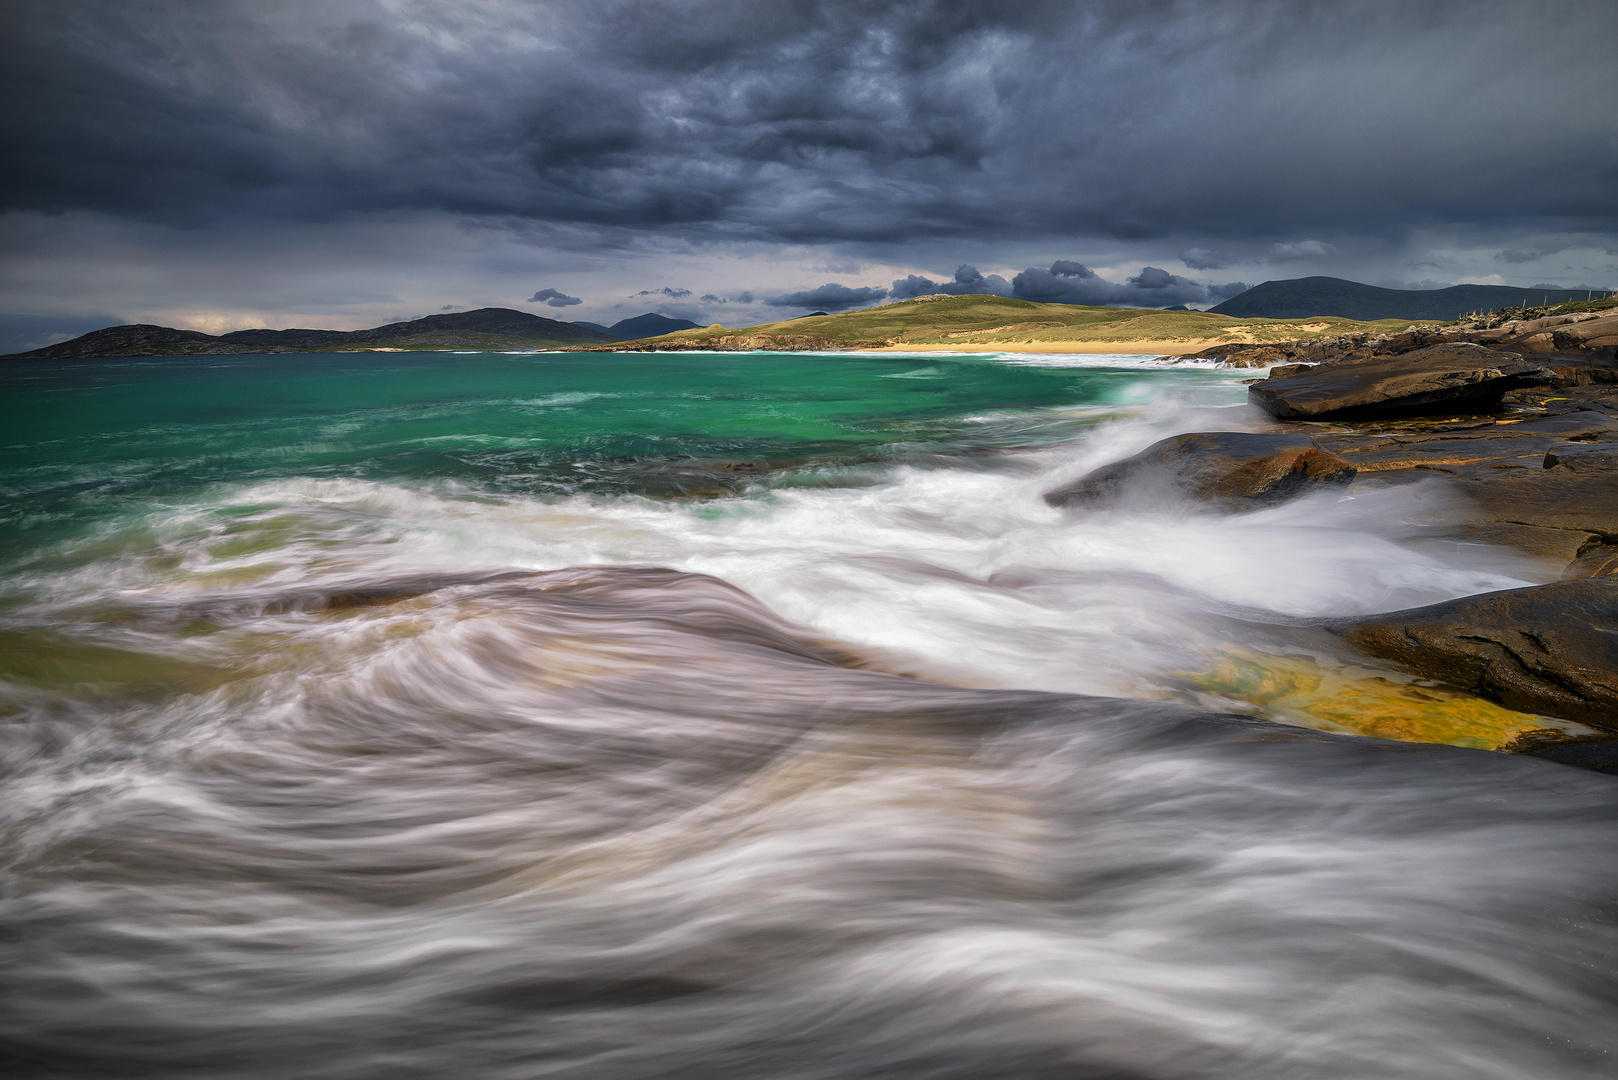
[1,351,1614,1078]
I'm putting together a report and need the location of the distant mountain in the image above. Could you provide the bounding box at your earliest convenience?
[1210,277,1610,321]
[570,321,619,336]
[609,313,702,339]
[2,308,618,359]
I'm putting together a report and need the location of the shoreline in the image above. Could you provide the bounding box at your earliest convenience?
[1071,308,1618,763]
[852,339,1210,355]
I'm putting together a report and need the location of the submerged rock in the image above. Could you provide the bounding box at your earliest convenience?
[1249,342,1554,420]
[1044,431,1356,511]
[1334,579,1618,730]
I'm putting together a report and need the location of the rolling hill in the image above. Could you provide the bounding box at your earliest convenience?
[1210,277,1610,321]
[3,308,617,359]
[598,293,1421,353]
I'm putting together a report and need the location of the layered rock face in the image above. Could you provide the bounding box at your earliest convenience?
[1136,302,1618,755]
[1335,580,1618,731]
[1248,343,1555,420]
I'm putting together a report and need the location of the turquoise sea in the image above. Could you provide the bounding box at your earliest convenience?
[2,350,1615,1079]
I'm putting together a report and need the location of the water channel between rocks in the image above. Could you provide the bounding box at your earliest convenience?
[2,350,1615,1079]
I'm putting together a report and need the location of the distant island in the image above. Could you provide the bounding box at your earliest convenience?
[0,308,709,360]
[7,279,1614,360]
[1210,276,1609,320]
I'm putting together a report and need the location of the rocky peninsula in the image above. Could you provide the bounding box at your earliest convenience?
[1048,299,1618,768]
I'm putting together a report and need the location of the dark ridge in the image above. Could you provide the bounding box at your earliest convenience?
[570,321,620,337]
[2,324,227,359]
[608,313,701,338]
[1211,277,1612,321]
[3,308,618,359]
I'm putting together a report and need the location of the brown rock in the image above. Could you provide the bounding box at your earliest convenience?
[1336,579,1618,730]
[1313,430,1553,480]
[1045,431,1355,511]
[1249,343,1554,420]
[1563,545,1618,580]
[1543,441,1618,473]
[1455,469,1618,540]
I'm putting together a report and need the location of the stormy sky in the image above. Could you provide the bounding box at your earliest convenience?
[2,0,1615,349]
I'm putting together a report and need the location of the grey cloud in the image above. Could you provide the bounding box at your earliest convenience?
[1268,240,1336,261]
[890,275,941,300]
[765,283,889,310]
[1180,248,1233,270]
[635,287,694,299]
[2,0,1613,256]
[1205,281,1251,302]
[0,312,124,354]
[1012,262,1232,307]
[890,264,1013,299]
[1495,248,1560,264]
[1127,267,1191,290]
[528,288,583,307]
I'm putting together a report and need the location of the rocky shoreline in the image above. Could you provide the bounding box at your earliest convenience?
[1050,301,1618,768]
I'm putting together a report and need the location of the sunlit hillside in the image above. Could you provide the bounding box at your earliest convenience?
[598,294,1419,353]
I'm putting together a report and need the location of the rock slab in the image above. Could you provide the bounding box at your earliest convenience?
[1249,343,1554,420]
[1045,431,1356,511]
[1335,579,1618,730]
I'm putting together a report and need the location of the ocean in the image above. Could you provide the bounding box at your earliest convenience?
[2,350,1615,1078]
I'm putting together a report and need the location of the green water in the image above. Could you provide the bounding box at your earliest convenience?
[0,350,1229,556]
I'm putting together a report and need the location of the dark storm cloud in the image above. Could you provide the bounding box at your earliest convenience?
[3,0,1614,251]
[528,288,582,307]
[889,265,1013,299]
[1011,262,1244,307]
[1180,248,1234,271]
[766,283,889,310]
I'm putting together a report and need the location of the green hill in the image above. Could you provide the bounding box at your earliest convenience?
[598,294,1421,352]
[1210,277,1611,321]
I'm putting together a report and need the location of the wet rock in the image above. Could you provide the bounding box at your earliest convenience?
[1249,343,1554,420]
[1335,579,1618,730]
[1453,468,1618,544]
[1044,431,1355,511]
[1504,411,1618,437]
[1521,737,1618,775]
[1543,441,1618,473]
[1563,544,1618,580]
[1312,430,1554,481]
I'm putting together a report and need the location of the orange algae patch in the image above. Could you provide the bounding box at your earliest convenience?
[1181,651,1576,751]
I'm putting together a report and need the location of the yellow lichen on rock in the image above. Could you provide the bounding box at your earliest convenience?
[1181,649,1585,750]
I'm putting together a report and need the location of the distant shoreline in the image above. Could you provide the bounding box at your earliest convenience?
[852,339,1210,355]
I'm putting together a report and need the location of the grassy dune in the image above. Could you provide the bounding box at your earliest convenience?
[597,294,1421,354]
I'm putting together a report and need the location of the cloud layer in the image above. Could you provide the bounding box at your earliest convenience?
[5,1,1614,245]
[1,1,1615,340]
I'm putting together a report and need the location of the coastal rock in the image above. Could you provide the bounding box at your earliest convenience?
[1453,468,1618,544]
[1312,430,1553,481]
[1335,579,1618,730]
[1563,545,1618,580]
[1544,441,1618,473]
[1248,343,1554,420]
[1044,431,1356,511]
